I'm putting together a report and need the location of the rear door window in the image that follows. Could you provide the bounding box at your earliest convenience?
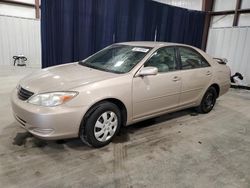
[178,47,210,70]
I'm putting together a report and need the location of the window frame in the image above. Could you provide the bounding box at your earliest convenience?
[142,46,180,74]
[176,46,211,71]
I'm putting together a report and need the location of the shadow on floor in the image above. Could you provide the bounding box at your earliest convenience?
[13,132,33,146]
[113,108,198,143]
[13,108,198,149]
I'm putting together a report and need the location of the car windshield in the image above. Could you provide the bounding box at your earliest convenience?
[79,45,152,73]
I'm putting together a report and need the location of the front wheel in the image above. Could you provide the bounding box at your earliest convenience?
[197,87,217,113]
[80,102,121,148]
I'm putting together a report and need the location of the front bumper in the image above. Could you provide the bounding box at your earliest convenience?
[11,88,88,140]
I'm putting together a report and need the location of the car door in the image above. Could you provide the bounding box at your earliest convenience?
[132,47,182,120]
[177,47,213,106]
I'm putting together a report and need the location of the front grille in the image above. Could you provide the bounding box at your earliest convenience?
[18,87,34,101]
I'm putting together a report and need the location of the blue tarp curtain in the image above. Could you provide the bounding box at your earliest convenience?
[41,0,206,68]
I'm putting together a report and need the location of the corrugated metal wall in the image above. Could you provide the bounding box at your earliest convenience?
[206,27,250,86]
[0,15,41,67]
[153,0,202,10]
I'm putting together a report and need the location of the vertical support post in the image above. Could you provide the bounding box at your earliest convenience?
[201,0,214,51]
[233,0,242,26]
[35,0,40,19]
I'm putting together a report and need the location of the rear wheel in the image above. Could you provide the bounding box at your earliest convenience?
[197,87,217,113]
[80,102,121,148]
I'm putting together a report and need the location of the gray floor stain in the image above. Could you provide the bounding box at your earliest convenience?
[12,132,32,146]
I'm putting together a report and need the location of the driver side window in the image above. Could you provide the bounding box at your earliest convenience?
[144,47,177,73]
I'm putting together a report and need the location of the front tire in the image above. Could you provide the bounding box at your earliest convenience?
[197,87,217,114]
[80,102,121,148]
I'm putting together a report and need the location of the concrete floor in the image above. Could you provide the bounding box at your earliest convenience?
[0,66,250,188]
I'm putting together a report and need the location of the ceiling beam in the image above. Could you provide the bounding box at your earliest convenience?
[238,8,250,13]
[209,10,235,15]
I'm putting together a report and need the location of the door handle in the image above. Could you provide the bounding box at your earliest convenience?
[206,71,212,76]
[172,76,181,81]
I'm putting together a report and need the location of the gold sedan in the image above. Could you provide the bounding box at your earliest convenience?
[11,42,231,147]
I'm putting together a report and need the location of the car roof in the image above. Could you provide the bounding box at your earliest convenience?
[117,41,188,48]
[115,41,215,66]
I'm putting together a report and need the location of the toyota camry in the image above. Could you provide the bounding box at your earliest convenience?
[11,42,231,147]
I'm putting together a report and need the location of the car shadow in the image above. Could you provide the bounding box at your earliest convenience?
[113,108,198,143]
[12,108,198,149]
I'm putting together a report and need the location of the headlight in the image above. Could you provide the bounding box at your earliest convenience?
[28,91,78,107]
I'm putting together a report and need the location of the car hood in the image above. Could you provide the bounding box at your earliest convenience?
[19,63,118,93]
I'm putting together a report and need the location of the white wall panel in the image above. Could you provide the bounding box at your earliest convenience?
[0,3,35,19]
[15,0,35,4]
[207,27,250,86]
[211,14,234,28]
[213,0,237,11]
[238,13,250,27]
[241,0,250,9]
[153,0,202,10]
[0,15,41,67]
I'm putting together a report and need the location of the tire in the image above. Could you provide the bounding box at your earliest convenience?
[197,87,217,114]
[79,102,121,148]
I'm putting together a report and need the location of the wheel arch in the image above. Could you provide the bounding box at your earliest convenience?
[79,98,128,136]
[210,83,220,97]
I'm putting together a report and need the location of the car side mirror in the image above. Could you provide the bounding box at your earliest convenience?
[137,66,158,77]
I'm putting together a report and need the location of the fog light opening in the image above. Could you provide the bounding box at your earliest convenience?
[32,128,54,135]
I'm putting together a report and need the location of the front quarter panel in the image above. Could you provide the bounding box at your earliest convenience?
[67,74,133,124]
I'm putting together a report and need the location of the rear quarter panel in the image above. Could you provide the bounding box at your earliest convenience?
[211,62,231,96]
[197,48,231,96]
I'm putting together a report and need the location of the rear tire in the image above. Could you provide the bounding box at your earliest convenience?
[197,87,217,114]
[79,102,121,148]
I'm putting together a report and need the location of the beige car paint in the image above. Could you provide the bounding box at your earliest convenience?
[178,67,213,106]
[133,71,182,119]
[11,41,231,140]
